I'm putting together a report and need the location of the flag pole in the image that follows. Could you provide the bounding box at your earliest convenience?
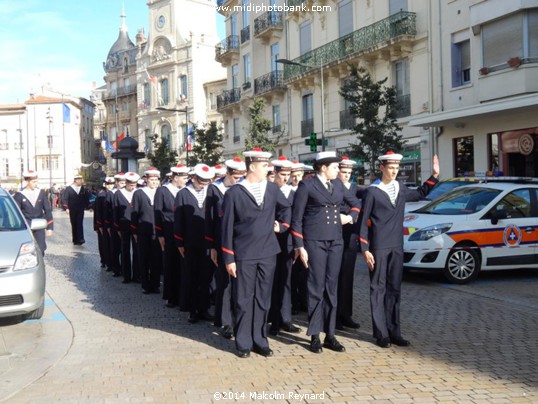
[62,95,67,186]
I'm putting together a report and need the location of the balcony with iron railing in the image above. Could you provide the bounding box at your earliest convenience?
[215,35,239,65]
[240,26,250,44]
[301,118,314,138]
[103,84,137,100]
[287,0,308,16]
[217,88,241,110]
[283,11,417,82]
[340,110,356,130]
[216,0,239,15]
[254,11,283,40]
[254,70,286,96]
[395,94,411,118]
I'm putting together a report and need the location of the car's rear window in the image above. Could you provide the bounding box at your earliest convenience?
[0,196,26,230]
[416,187,501,215]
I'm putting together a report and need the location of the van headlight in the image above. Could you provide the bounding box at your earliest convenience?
[408,223,452,241]
[14,243,39,271]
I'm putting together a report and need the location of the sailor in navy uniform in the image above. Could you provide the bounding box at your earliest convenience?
[113,172,140,284]
[174,164,215,323]
[94,177,115,269]
[359,151,439,348]
[268,156,301,336]
[132,168,162,294]
[62,174,91,245]
[336,157,365,330]
[213,164,227,182]
[291,151,361,354]
[13,170,53,254]
[206,157,246,339]
[105,173,125,276]
[156,164,189,308]
[221,149,291,358]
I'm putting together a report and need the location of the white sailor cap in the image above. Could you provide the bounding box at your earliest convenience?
[378,151,403,164]
[137,179,146,186]
[22,169,38,178]
[266,163,275,173]
[144,167,160,177]
[170,164,189,175]
[271,156,293,171]
[124,172,140,183]
[74,174,83,180]
[165,172,172,177]
[224,157,247,172]
[193,163,215,180]
[315,151,342,165]
[339,156,358,167]
[290,161,305,172]
[213,164,227,176]
[243,148,272,162]
[303,165,315,173]
[114,172,126,180]
[104,176,115,184]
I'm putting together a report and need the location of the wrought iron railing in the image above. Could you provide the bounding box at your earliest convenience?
[254,11,283,36]
[340,110,356,130]
[283,11,416,81]
[233,135,241,143]
[217,88,241,110]
[240,26,250,44]
[272,124,281,134]
[301,118,314,138]
[395,94,411,118]
[215,35,239,59]
[254,70,285,95]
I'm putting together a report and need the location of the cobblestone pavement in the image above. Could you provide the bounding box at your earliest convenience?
[2,215,538,403]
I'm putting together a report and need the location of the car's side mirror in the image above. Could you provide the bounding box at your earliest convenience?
[491,209,508,225]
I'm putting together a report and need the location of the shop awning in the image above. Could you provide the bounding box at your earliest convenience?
[408,93,538,127]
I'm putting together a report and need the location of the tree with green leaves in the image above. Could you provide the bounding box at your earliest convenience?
[244,98,279,153]
[190,121,223,165]
[146,134,178,175]
[339,64,406,180]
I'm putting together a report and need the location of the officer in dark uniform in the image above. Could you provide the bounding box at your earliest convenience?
[156,164,189,308]
[359,152,439,348]
[94,177,114,269]
[174,164,215,323]
[113,171,139,284]
[268,156,301,336]
[132,167,162,294]
[336,157,365,330]
[221,148,291,358]
[62,174,91,245]
[206,157,246,339]
[13,170,53,254]
[105,173,125,276]
[291,151,361,354]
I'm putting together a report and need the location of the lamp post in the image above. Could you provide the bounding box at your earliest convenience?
[156,106,190,166]
[46,107,53,191]
[276,58,325,151]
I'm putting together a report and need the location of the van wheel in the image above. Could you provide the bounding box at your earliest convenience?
[26,301,45,320]
[443,247,480,284]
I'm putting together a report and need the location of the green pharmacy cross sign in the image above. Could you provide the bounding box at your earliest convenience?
[304,133,327,152]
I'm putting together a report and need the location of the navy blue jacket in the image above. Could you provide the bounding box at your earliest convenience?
[291,176,361,248]
[131,189,157,236]
[358,177,438,251]
[221,181,292,265]
[113,189,134,232]
[62,185,91,211]
[154,185,178,238]
[174,186,207,248]
[13,189,53,230]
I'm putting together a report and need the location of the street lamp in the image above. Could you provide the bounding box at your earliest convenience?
[276,58,325,151]
[156,106,190,166]
[46,107,53,192]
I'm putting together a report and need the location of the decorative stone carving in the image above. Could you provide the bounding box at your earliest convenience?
[152,38,172,62]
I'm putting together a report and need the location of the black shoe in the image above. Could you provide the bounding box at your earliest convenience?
[376,337,391,348]
[188,313,199,324]
[122,279,131,284]
[222,325,234,339]
[237,349,250,358]
[310,336,323,354]
[105,267,113,272]
[112,273,121,278]
[198,311,214,322]
[269,324,279,336]
[323,336,346,352]
[281,322,300,333]
[100,263,106,269]
[79,240,85,245]
[142,289,151,294]
[165,301,176,308]
[390,336,411,347]
[340,317,360,329]
[253,345,274,357]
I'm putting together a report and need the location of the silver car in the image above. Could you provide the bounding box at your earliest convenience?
[0,188,46,320]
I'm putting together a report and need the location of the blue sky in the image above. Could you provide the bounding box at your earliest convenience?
[0,0,224,104]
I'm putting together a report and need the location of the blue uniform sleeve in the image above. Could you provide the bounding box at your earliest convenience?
[220,190,236,265]
[291,181,308,249]
[358,188,374,252]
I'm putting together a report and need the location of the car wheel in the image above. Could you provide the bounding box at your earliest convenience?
[26,300,45,320]
[443,247,480,284]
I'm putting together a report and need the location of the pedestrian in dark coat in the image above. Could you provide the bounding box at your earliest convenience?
[291,151,361,354]
[62,174,91,245]
[221,148,292,358]
[156,164,189,308]
[358,151,439,348]
[94,177,115,269]
[105,173,126,276]
[13,170,53,254]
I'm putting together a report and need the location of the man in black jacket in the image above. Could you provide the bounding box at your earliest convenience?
[62,174,90,245]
